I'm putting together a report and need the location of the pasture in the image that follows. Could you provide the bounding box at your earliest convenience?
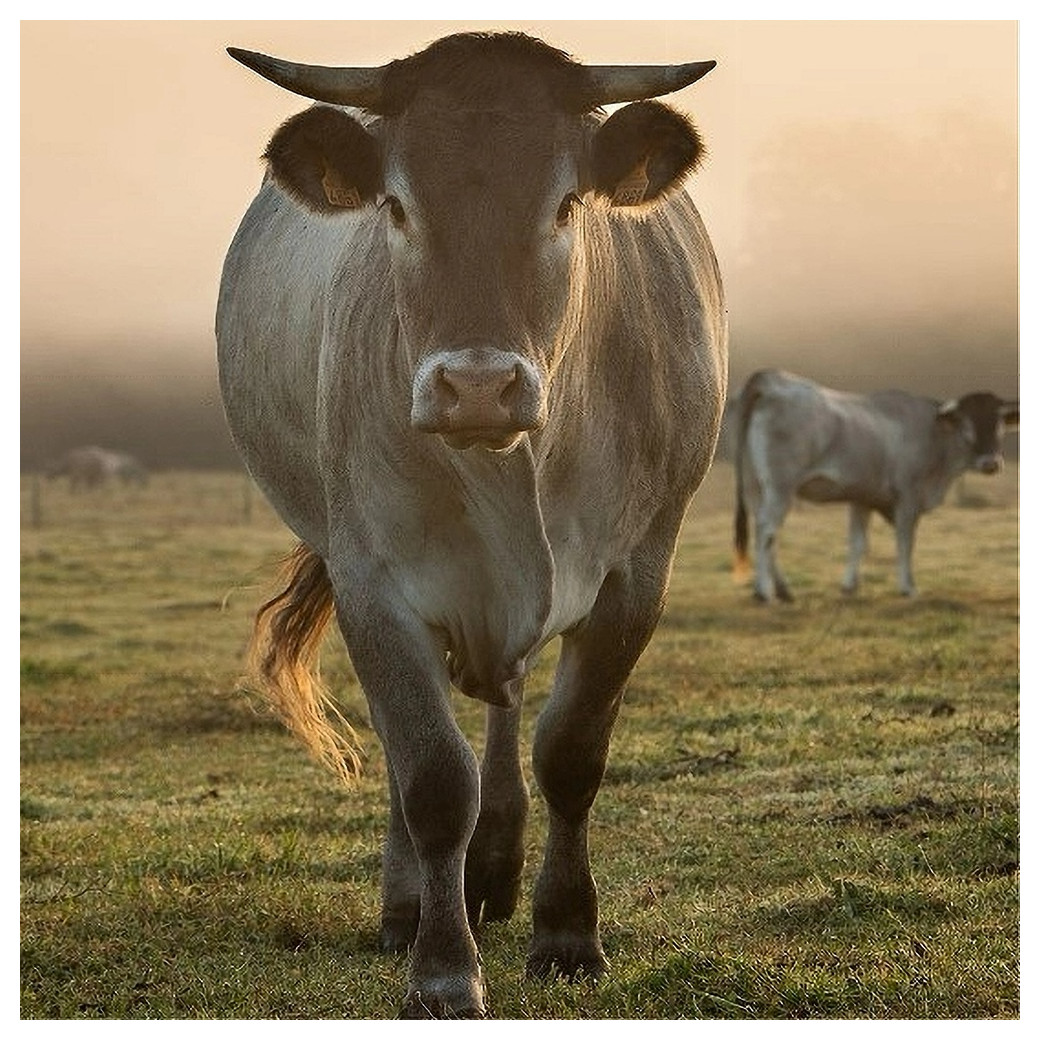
[20,461,1019,1019]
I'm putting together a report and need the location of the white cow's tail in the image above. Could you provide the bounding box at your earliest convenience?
[246,542,362,785]
[732,372,766,583]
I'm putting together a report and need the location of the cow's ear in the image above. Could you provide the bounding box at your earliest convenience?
[588,100,704,208]
[936,398,962,424]
[1001,402,1020,427]
[263,105,382,214]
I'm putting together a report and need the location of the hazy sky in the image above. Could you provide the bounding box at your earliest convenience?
[19,15,1019,391]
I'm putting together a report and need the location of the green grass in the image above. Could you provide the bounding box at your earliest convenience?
[20,463,1019,1018]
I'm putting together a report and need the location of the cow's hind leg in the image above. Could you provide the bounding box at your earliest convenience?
[527,517,677,979]
[380,761,421,952]
[753,491,793,602]
[466,702,529,927]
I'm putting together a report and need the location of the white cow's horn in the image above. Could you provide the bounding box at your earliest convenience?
[584,60,717,105]
[227,48,386,109]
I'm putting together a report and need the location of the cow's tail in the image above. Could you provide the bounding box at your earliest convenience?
[246,541,362,785]
[732,372,766,583]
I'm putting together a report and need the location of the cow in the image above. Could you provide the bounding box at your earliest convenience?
[216,32,727,1017]
[43,446,148,491]
[732,369,1018,602]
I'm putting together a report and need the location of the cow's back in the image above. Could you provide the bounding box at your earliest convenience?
[743,371,946,511]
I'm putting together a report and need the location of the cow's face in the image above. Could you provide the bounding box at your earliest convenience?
[257,41,708,452]
[937,393,1019,474]
[379,98,587,451]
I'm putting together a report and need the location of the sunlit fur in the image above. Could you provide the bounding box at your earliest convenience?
[246,541,362,784]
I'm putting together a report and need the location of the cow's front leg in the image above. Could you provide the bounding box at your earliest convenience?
[893,502,920,597]
[333,579,483,1019]
[466,701,529,927]
[527,523,676,979]
[841,503,871,594]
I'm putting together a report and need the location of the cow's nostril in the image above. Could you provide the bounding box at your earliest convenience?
[499,365,521,406]
[435,366,460,407]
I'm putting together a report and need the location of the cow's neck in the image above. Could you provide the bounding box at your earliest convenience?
[922,422,972,509]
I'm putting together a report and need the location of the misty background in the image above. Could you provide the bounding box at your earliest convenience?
[20,20,1019,471]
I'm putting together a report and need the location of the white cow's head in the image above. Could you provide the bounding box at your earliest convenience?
[937,392,1019,474]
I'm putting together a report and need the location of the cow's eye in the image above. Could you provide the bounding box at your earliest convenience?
[382,195,407,228]
[555,192,583,227]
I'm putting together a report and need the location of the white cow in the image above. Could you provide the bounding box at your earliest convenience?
[217,31,727,1017]
[44,446,148,491]
[733,369,1017,600]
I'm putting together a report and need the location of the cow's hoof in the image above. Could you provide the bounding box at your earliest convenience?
[399,990,486,1019]
[526,936,607,981]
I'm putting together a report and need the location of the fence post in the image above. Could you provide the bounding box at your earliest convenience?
[31,473,42,529]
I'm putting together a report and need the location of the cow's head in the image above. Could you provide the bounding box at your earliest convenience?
[937,392,1019,474]
[229,33,715,451]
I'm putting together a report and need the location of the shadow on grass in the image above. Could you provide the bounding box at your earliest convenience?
[603,748,739,785]
[752,879,952,937]
[21,892,397,1019]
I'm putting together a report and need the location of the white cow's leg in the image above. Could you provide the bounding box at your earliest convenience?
[841,503,871,594]
[894,503,920,597]
[527,514,678,979]
[332,576,483,1019]
[754,491,793,602]
[466,701,529,926]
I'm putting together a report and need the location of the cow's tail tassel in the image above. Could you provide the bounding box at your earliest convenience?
[731,373,760,584]
[246,541,363,785]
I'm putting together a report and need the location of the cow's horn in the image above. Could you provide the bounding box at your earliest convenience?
[227,48,386,109]
[584,60,717,105]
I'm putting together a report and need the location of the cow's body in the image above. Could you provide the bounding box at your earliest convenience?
[44,446,148,491]
[217,32,726,1017]
[732,369,1017,601]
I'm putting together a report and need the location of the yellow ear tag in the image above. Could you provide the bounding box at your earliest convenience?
[611,158,650,206]
[322,164,362,208]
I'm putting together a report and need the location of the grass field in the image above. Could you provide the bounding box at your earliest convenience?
[20,461,1019,1019]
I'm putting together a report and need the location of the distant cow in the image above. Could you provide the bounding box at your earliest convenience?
[217,32,727,1017]
[732,369,1017,601]
[44,446,148,491]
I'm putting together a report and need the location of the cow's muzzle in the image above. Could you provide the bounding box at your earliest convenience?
[974,453,1003,476]
[411,349,546,451]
